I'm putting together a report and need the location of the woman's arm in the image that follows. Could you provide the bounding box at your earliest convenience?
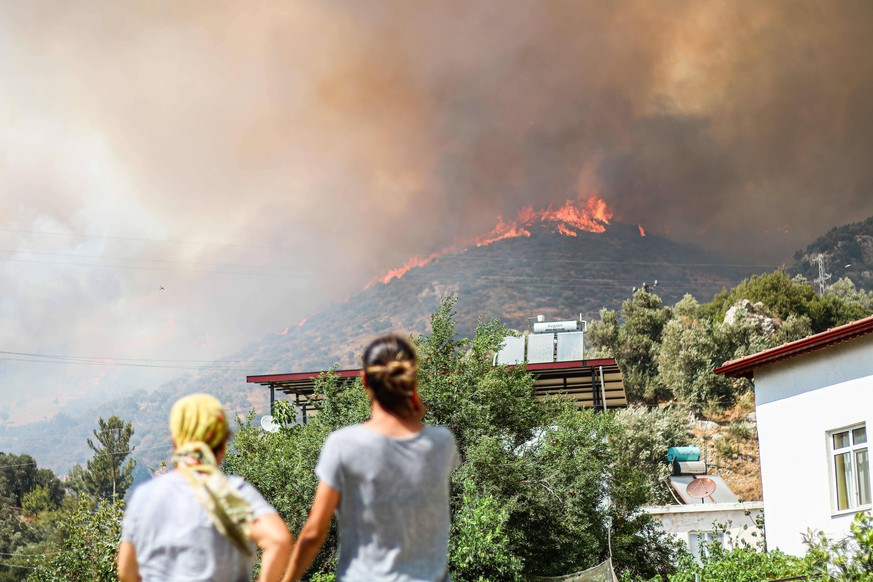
[282,481,340,582]
[250,513,294,582]
[117,541,141,582]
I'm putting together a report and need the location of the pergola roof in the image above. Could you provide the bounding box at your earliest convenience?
[247,358,627,414]
[714,314,873,379]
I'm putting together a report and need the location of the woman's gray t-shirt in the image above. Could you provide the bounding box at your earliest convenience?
[121,471,276,582]
[316,424,459,582]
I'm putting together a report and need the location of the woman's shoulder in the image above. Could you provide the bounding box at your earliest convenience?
[125,471,188,511]
[423,424,457,444]
[321,424,371,450]
[327,423,368,440]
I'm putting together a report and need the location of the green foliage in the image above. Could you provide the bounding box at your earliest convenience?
[704,270,871,333]
[587,272,867,416]
[0,502,39,580]
[660,546,808,582]
[827,277,873,311]
[627,517,809,582]
[449,478,522,581]
[793,215,873,290]
[0,453,65,581]
[803,511,873,581]
[610,405,692,504]
[27,496,124,582]
[0,452,64,508]
[67,416,136,500]
[588,291,672,403]
[0,420,133,581]
[21,485,57,515]
[657,311,736,412]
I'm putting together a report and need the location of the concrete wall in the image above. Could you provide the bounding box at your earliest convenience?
[754,333,873,556]
[644,502,764,561]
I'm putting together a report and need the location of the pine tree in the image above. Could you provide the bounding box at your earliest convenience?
[72,416,135,500]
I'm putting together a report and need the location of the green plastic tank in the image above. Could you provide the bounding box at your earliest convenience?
[666,446,701,462]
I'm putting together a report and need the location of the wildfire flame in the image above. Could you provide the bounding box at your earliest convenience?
[366,195,614,288]
[638,224,646,237]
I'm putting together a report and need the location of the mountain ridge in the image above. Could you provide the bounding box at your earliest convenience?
[0,220,795,474]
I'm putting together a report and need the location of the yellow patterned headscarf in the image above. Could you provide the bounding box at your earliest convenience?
[170,393,229,450]
[169,394,253,556]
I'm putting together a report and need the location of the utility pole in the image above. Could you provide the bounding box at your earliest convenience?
[813,253,831,295]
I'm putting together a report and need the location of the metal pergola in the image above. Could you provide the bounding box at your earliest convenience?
[247,358,627,421]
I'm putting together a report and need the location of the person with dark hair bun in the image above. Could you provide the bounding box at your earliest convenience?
[284,335,459,582]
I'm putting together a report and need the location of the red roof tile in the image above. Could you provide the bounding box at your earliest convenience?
[713,314,873,378]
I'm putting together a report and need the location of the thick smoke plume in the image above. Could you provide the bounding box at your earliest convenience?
[2,1,872,417]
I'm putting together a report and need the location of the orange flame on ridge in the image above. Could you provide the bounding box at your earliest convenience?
[638,224,646,237]
[367,195,614,287]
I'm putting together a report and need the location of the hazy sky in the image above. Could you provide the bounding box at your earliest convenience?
[2,1,873,422]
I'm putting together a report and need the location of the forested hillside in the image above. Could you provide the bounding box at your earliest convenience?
[588,270,873,501]
[793,215,873,290]
[2,216,873,488]
[0,221,753,476]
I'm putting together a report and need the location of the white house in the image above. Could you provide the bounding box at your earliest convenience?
[644,502,764,561]
[714,314,873,556]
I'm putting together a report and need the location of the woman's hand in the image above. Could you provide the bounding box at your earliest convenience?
[282,481,340,582]
[250,513,293,582]
[117,541,141,582]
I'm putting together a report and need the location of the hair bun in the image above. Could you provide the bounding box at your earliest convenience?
[362,335,421,417]
[386,360,410,376]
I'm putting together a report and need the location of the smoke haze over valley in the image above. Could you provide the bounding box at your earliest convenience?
[2,1,873,427]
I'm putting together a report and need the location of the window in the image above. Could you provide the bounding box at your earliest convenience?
[688,530,724,562]
[830,424,871,512]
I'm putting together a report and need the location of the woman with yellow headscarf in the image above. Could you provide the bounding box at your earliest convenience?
[118,394,292,582]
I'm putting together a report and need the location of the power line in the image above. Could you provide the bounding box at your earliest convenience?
[0,254,315,279]
[0,443,176,471]
[0,356,265,371]
[0,349,281,364]
[0,247,293,271]
[0,227,298,251]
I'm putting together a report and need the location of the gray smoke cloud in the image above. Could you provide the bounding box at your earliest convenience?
[1,0,872,420]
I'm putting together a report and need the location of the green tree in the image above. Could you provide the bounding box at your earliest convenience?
[0,453,65,581]
[68,416,135,500]
[610,405,692,503]
[449,477,522,581]
[587,290,672,403]
[703,270,870,333]
[0,452,64,508]
[27,496,124,582]
[803,511,873,581]
[826,277,873,311]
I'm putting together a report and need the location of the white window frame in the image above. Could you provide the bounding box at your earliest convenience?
[687,530,725,563]
[828,422,871,515]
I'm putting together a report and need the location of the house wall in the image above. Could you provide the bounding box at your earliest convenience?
[644,502,764,560]
[754,333,873,556]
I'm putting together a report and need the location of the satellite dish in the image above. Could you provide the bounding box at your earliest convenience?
[686,477,717,503]
[260,415,280,433]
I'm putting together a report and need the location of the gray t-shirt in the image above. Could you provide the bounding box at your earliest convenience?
[121,471,276,582]
[316,424,459,582]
